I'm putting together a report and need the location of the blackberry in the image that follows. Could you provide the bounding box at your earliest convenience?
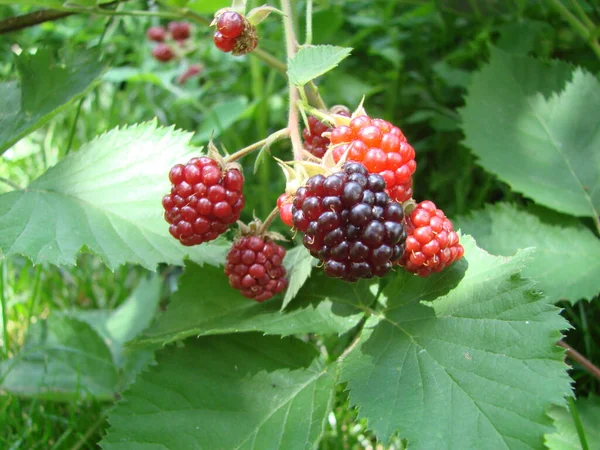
[302,108,350,159]
[147,26,166,42]
[292,162,407,281]
[225,235,288,302]
[162,157,245,246]
[168,21,191,41]
[152,43,174,62]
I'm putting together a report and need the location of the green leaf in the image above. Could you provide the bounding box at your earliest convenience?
[340,236,571,449]
[456,203,600,304]
[545,395,600,450]
[0,315,117,401]
[192,96,250,144]
[0,0,63,6]
[0,49,106,154]
[461,47,600,220]
[133,262,362,347]
[0,122,229,270]
[101,334,336,450]
[288,45,352,86]
[281,245,314,309]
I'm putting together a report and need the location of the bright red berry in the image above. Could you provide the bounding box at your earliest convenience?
[292,162,406,281]
[277,193,293,227]
[329,115,416,203]
[399,200,464,277]
[152,43,174,62]
[213,31,236,53]
[168,21,191,41]
[147,26,166,42]
[217,11,244,39]
[162,157,245,246]
[225,235,288,302]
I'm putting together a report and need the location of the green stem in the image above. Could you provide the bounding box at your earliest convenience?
[258,206,281,234]
[0,259,9,359]
[62,5,182,20]
[0,177,22,191]
[26,265,43,326]
[547,0,600,60]
[253,47,287,74]
[567,396,590,450]
[305,0,313,45]
[225,128,290,163]
[568,0,596,31]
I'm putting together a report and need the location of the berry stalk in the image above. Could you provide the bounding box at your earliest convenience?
[258,206,281,235]
[224,127,290,163]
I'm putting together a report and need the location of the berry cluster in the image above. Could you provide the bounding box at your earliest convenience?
[213,11,258,56]
[292,162,407,281]
[162,157,244,246]
[225,235,288,302]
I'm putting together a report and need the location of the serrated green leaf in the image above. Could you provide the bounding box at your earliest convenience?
[101,334,336,450]
[281,245,314,309]
[456,203,600,304]
[0,49,106,154]
[340,236,571,449]
[134,262,362,347]
[0,315,117,401]
[461,48,600,220]
[0,122,229,270]
[545,395,600,450]
[288,45,352,86]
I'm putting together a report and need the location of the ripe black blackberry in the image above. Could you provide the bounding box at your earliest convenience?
[292,162,406,281]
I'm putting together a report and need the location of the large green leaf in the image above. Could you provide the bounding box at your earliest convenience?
[0,123,229,270]
[545,395,600,450]
[101,334,336,450]
[461,47,600,220]
[288,45,353,86]
[282,245,314,309]
[0,315,117,401]
[133,262,363,347]
[341,237,571,449]
[456,203,600,304]
[0,49,106,154]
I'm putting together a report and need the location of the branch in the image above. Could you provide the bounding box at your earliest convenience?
[558,340,600,381]
[0,9,72,34]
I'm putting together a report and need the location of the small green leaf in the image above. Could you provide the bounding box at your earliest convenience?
[0,49,106,154]
[341,236,571,448]
[461,47,600,219]
[134,263,363,347]
[545,395,600,450]
[288,45,352,86]
[456,203,600,304]
[281,246,314,309]
[0,122,229,270]
[101,334,336,450]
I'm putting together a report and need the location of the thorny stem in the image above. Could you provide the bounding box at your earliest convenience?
[280,0,303,161]
[224,128,289,163]
[258,206,281,235]
[547,0,600,60]
[558,340,600,381]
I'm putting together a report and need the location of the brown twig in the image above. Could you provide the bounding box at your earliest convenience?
[0,9,72,34]
[558,340,600,381]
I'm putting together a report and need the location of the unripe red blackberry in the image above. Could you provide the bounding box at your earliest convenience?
[277,193,294,227]
[168,21,191,41]
[162,157,245,246]
[152,43,174,62]
[212,11,257,56]
[213,31,236,53]
[302,108,350,159]
[330,115,416,203]
[147,26,166,42]
[399,200,464,276]
[292,162,407,282]
[225,235,288,302]
[217,11,244,39]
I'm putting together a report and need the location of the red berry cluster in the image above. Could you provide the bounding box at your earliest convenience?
[400,201,464,276]
[213,11,258,55]
[302,108,350,159]
[225,235,288,302]
[162,157,244,246]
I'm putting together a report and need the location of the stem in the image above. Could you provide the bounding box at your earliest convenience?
[568,0,596,31]
[61,5,183,20]
[224,128,290,163]
[305,81,327,110]
[558,340,600,381]
[280,0,303,160]
[258,206,280,234]
[1,259,9,359]
[547,0,600,60]
[305,0,313,45]
[0,9,71,34]
[0,177,22,191]
[252,48,287,74]
[567,396,590,450]
[298,101,336,125]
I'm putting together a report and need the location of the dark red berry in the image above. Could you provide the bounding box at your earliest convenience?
[168,21,191,41]
[292,162,407,282]
[399,200,464,277]
[163,157,245,246]
[147,26,166,42]
[152,43,174,62]
[329,115,416,203]
[302,109,350,159]
[213,31,236,53]
[225,236,288,302]
[217,11,244,39]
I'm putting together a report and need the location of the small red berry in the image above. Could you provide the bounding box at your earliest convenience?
[213,31,236,53]
[225,236,288,302]
[277,193,293,227]
[217,11,244,39]
[152,43,174,62]
[302,109,350,159]
[399,200,464,276]
[168,21,191,41]
[147,26,166,42]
